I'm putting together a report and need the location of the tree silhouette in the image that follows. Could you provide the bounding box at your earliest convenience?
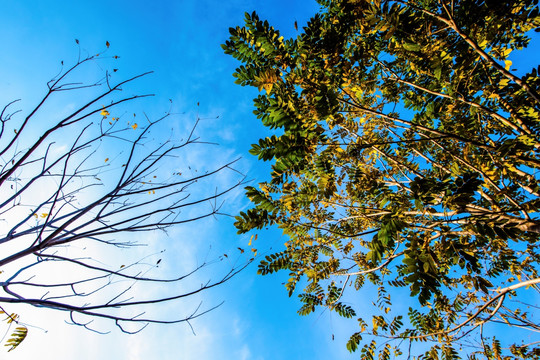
[0,48,247,350]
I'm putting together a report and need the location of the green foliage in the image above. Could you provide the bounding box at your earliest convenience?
[225,0,540,358]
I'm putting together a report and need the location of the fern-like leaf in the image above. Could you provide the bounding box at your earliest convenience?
[5,326,27,352]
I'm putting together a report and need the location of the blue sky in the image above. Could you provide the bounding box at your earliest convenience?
[1,1,539,359]
[0,1,362,359]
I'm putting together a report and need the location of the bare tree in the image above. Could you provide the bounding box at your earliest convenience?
[0,49,247,350]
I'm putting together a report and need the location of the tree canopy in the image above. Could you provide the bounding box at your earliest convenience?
[224,0,540,358]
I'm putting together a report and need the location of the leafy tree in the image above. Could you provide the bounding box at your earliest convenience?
[224,0,540,358]
[0,45,246,350]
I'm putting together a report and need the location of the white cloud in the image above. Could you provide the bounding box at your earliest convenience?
[238,344,251,360]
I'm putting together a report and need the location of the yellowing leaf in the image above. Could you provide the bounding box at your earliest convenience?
[105,158,109,162]
[504,60,512,70]
[132,123,138,130]
[263,83,273,93]
[100,109,110,117]
[248,234,258,246]
[6,313,18,323]
[5,326,27,352]
[255,70,277,93]
[40,213,48,218]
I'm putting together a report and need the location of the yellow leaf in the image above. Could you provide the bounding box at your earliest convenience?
[248,234,258,246]
[33,214,38,219]
[6,313,18,323]
[104,158,109,162]
[40,213,48,218]
[5,326,27,352]
[132,123,138,130]
[263,83,273,93]
[504,60,512,70]
[100,109,110,117]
